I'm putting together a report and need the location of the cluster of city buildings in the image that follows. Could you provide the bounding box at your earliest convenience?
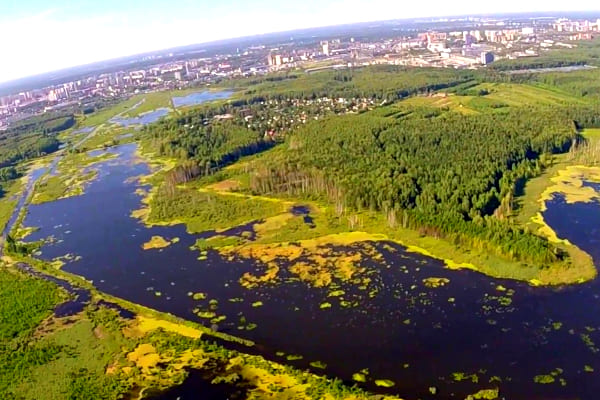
[266,17,599,71]
[1,16,598,130]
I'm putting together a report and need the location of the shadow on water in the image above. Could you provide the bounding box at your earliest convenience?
[20,143,600,400]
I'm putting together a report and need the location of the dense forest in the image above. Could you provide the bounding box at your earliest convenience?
[0,130,59,168]
[489,38,600,71]
[8,113,75,135]
[0,113,66,168]
[226,66,476,103]
[139,65,600,266]
[141,116,271,187]
[248,107,582,265]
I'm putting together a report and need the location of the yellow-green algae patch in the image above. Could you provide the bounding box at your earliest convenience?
[127,343,162,371]
[423,277,450,288]
[465,388,500,399]
[522,164,599,285]
[539,166,600,209]
[135,315,203,338]
[375,379,395,388]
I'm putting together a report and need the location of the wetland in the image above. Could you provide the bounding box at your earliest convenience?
[18,141,600,400]
[6,64,600,400]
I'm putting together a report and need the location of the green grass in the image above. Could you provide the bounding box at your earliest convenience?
[14,317,129,400]
[122,91,173,117]
[0,178,24,233]
[399,95,480,114]
[0,265,65,396]
[79,96,145,127]
[147,185,287,233]
[76,125,133,150]
[470,83,588,107]
[0,266,63,341]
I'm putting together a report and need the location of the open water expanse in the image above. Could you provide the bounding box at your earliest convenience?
[21,143,600,400]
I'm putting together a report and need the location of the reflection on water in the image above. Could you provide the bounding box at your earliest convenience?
[22,144,600,400]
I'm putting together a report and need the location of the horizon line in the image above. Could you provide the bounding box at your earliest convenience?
[1,9,599,89]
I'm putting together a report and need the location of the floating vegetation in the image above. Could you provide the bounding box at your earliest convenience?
[252,301,264,308]
[534,368,563,384]
[196,311,216,319]
[465,388,500,400]
[228,297,244,303]
[374,379,395,388]
[497,296,512,306]
[286,354,303,361]
[142,235,175,250]
[452,372,479,383]
[320,302,332,309]
[553,322,563,330]
[154,291,162,297]
[222,234,387,292]
[352,373,367,383]
[534,375,555,384]
[581,333,600,353]
[310,361,327,369]
[328,290,345,297]
[422,277,450,288]
[192,292,207,300]
[560,378,567,386]
[210,315,227,324]
[584,365,594,373]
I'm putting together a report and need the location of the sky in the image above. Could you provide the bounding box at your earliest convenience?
[0,0,599,83]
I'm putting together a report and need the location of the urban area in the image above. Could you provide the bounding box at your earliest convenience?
[1,15,598,129]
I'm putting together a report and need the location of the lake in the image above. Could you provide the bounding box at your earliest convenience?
[21,144,600,400]
[110,108,170,127]
[172,91,233,108]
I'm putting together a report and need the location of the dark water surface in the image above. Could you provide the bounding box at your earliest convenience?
[22,144,600,400]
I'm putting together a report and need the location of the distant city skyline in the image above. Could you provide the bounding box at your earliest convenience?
[1,0,599,83]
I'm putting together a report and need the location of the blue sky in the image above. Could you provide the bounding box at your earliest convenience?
[0,0,599,83]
